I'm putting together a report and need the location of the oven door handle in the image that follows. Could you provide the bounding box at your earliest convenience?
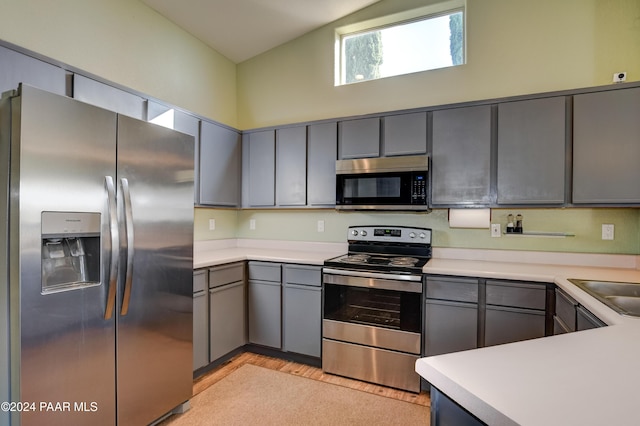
[323,268,423,293]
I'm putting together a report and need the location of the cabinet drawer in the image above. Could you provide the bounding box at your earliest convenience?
[248,261,281,282]
[194,269,207,293]
[426,276,478,303]
[486,280,546,310]
[283,264,321,287]
[209,262,244,288]
[555,288,577,331]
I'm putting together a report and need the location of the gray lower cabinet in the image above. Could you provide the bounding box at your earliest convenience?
[248,262,282,348]
[307,122,337,206]
[193,269,209,371]
[576,305,607,330]
[554,287,577,334]
[484,306,546,346]
[425,300,477,356]
[276,126,307,206]
[382,112,427,156]
[431,105,493,206]
[424,276,478,356]
[484,280,547,346]
[209,262,246,362]
[0,45,68,96]
[497,97,567,205]
[200,120,241,206]
[283,264,322,357]
[244,130,276,207]
[573,87,640,204]
[338,117,380,159]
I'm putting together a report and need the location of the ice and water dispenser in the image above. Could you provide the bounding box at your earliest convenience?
[41,211,101,294]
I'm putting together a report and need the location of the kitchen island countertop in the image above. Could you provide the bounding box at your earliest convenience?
[417,254,640,426]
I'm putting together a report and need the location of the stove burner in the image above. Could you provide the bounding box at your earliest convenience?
[389,257,419,266]
[340,254,371,264]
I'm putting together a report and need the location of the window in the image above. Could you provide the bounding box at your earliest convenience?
[335,1,465,85]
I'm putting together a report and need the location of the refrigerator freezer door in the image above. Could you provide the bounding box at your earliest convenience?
[115,115,194,425]
[10,85,118,425]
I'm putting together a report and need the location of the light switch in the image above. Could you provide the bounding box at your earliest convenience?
[209,219,216,231]
[249,219,256,230]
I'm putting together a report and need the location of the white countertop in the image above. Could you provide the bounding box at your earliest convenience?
[193,238,345,269]
[417,254,640,426]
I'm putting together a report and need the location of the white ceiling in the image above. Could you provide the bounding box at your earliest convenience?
[141,0,381,63]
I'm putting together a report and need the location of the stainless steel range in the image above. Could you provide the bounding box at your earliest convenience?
[322,225,431,393]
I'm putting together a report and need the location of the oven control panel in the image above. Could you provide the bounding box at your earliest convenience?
[347,226,431,244]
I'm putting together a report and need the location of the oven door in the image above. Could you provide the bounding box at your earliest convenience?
[335,170,427,210]
[322,271,422,353]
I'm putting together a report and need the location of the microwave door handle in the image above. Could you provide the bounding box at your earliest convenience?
[119,178,135,316]
[104,176,119,320]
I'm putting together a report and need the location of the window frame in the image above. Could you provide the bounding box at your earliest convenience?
[334,0,466,86]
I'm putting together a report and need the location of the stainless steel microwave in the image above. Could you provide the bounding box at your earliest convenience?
[335,155,429,211]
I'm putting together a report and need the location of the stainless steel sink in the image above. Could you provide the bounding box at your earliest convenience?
[569,279,640,317]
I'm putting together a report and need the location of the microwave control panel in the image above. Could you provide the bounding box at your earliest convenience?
[411,173,427,204]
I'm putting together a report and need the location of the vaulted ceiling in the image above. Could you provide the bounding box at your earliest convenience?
[141,0,382,63]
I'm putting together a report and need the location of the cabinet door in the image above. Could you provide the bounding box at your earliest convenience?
[424,300,477,356]
[0,46,68,95]
[338,117,380,159]
[485,306,546,346]
[248,280,281,348]
[497,97,566,204]
[432,105,492,205]
[576,305,606,330]
[307,122,337,206]
[383,112,427,156]
[193,291,208,370]
[276,126,307,206]
[200,121,241,206]
[193,270,208,370]
[573,87,640,204]
[210,281,246,361]
[283,284,321,357]
[246,130,276,207]
[73,74,145,119]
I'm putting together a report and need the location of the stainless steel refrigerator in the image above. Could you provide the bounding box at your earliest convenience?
[0,84,194,425]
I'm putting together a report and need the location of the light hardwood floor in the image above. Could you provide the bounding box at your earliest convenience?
[193,352,431,407]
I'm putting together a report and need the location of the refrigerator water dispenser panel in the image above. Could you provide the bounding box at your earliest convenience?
[41,211,101,294]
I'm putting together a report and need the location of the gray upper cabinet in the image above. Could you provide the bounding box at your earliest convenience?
[73,74,145,119]
[245,130,276,207]
[497,97,566,205]
[431,105,493,206]
[0,46,68,96]
[276,126,307,206]
[200,121,241,207]
[307,122,337,207]
[338,117,380,159]
[382,112,427,156]
[573,87,640,204]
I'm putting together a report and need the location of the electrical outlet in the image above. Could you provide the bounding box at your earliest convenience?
[602,224,614,240]
[491,223,501,238]
[249,219,256,230]
[613,72,627,83]
[317,220,325,233]
[209,218,216,231]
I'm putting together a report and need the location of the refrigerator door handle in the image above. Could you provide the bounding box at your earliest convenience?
[120,178,135,316]
[104,176,119,320]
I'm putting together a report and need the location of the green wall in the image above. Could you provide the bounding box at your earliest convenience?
[195,207,640,255]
